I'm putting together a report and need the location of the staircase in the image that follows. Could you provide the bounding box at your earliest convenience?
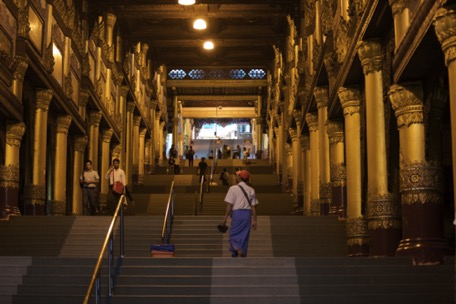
[0,163,454,303]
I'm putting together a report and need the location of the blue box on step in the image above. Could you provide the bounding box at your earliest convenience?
[150,244,175,258]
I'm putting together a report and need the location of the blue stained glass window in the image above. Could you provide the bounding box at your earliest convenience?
[228,69,246,79]
[188,69,206,79]
[168,69,187,79]
[248,69,266,79]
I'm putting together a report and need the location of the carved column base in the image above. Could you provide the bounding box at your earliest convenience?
[0,187,21,219]
[311,199,320,216]
[367,196,402,256]
[397,163,447,265]
[346,218,369,257]
[332,186,346,219]
[50,200,66,215]
[320,183,332,216]
[24,185,46,215]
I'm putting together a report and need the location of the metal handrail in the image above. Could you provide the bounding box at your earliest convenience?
[161,181,175,244]
[208,155,218,192]
[83,194,127,304]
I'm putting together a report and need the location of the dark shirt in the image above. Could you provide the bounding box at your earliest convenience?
[199,161,208,174]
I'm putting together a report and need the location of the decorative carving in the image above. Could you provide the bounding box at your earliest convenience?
[434,7,456,66]
[389,82,424,128]
[323,52,337,79]
[321,0,336,36]
[44,42,55,73]
[81,52,90,77]
[288,128,297,140]
[12,56,29,81]
[36,89,53,111]
[79,89,89,108]
[89,112,102,127]
[74,136,88,153]
[56,115,72,134]
[357,39,383,75]
[96,79,104,100]
[310,199,320,215]
[314,86,329,109]
[134,116,142,126]
[0,164,20,187]
[50,199,66,215]
[400,162,444,205]
[346,218,369,246]
[326,120,344,144]
[24,184,46,201]
[338,86,362,116]
[6,122,26,147]
[335,19,349,63]
[300,135,310,150]
[388,0,409,16]
[367,194,401,230]
[330,164,346,187]
[305,113,318,131]
[303,0,316,36]
[64,73,73,99]
[17,4,30,38]
[102,129,113,143]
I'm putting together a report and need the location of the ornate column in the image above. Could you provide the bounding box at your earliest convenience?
[159,120,166,165]
[256,116,263,158]
[285,143,293,193]
[24,89,52,215]
[99,129,113,211]
[149,100,157,171]
[434,7,456,225]
[273,126,281,182]
[125,102,135,186]
[132,116,141,184]
[0,122,26,219]
[289,128,300,209]
[358,39,399,257]
[11,56,29,102]
[306,113,320,215]
[173,95,179,149]
[88,112,102,171]
[72,136,87,215]
[51,115,72,215]
[314,86,331,215]
[118,86,129,166]
[388,0,410,48]
[293,110,304,212]
[138,128,147,185]
[326,120,347,218]
[301,135,311,215]
[145,139,151,175]
[338,86,369,256]
[154,110,161,167]
[389,82,445,265]
[79,89,89,121]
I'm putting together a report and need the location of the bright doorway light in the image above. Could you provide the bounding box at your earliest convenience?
[178,0,195,5]
[203,40,214,50]
[193,19,207,30]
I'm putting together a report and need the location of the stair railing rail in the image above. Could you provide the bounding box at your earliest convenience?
[161,181,175,244]
[196,174,204,214]
[83,194,127,304]
[208,154,218,193]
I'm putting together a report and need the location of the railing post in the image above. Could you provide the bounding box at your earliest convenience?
[95,273,100,304]
[120,198,125,257]
[108,235,113,296]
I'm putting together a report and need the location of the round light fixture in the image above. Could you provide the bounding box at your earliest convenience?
[193,18,207,30]
[178,0,195,5]
[203,41,214,50]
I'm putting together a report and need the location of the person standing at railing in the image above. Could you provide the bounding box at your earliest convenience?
[220,170,258,257]
[105,158,126,215]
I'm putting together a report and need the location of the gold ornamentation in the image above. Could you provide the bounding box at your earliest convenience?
[321,0,335,36]
[134,116,142,126]
[96,79,103,100]
[17,5,30,38]
[346,218,369,246]
[102,129,113,143]
[388,82,424,127]
[388,0,408,16]
[326,120,344,144]
[44,42,55,73]
[81,52,90,77]
[305,113,319,131]
[288,128,297,140]
[434,7,456,65]
[367,194,401,229]
[400,162,444,205]
[64,73,73,99]
[12,56,29,80]
[314,86,329,109]
[357,39,383,75]
[127,102,136,113]
[74,136,88,153]
[50,200,66,215]
[310,199,320,215]
[6,122,26,147]
[301,136,310,150]
[24,184,46,201]
[338,86,362,116]
[335,19,349,63]
[323,52,337,79]
[319,182,332,205]
[330,164,346,187]
[36,89,53,111]
[79,89,89,108]
[304,0,316,35]
[90,112,102,127]
[0,164,20,187]
[56,115,72,134]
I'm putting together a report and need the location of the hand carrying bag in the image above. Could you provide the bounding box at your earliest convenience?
[112,171,124,194]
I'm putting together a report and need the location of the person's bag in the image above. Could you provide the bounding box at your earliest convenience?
[217,223,228,233]
[113,181,124,194]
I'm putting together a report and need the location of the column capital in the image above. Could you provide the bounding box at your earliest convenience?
[105,13,117,28]
[6,122,26,147]
[56,115,72,134]
[285,143,292,154]
[140,128,147,137]
[388,0,408,16]
[434,7,456,66]
[36,89,53,111]
[357,39,383,75]
[127,102,136,113]
[102,129,113,143]
[305,112,319,132]
[12,56,29,80]
[292,110,302,125]
[134,116,142,126]
[326,120,344,144]
[90,112,102,126]
[79,89,90,108]
[300,135,310,151]
[314,86,329,109]
[74,136,88,153]
[338,86,362,116]
[388,82,424,128]
[289,128,298,141]
[119,86,129,99]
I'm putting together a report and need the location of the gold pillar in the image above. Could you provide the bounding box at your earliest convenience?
[118,86,129,167]
[154,110,161,166]
[306,113,320,215]
[256,117,263,157]
[100,129,113,210]
[11,56,29,102]
[358,39,400,257]
[0,122,26,219]
[79,89,89,121]
[289,128,300,208]
[25,89,52,215]
[132,116,141,184]
[314,87,331,215]
[278,113,287,192]
[338,86,369,256]
[301,135,311,215]
[138,128,147,185]
[105,13,117,62]
[88,112,102,171]
[388,0,410,48]
[273,125,281,182]
[51,115,72,215]
[72,136,88,215]
[434,7,456,225]
[293,111,303,212]
[326,120,346,218]
[285,143,293,193]
[125,102,135,186]
[145,139,151,175]
[159,120,166,165]
[150,100,157,171]
[173,95,179,148]
[389,82,445,265]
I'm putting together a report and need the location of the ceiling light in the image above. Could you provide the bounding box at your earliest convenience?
[193,19,207,30]
[203,41,214,50]
[178,0,195,5]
